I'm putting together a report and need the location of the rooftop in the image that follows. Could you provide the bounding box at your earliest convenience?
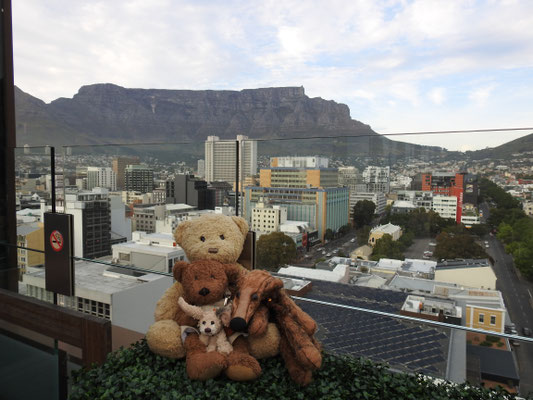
[371,223,401,234]
[436,259,491,270]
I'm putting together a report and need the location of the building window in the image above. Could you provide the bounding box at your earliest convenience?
[478,314,484,324]
[119,252,130,261]
[490,315,496,325]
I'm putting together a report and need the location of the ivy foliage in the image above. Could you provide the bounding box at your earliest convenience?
[70,340,525,400]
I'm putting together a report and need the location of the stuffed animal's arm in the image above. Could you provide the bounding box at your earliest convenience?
[206,336,218,352]
[216,331,233,354]
[247,304,270,336]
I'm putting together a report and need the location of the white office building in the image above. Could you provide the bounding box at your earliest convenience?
[205,135,257,184]
[87,167,117,191]
[271,156,329,168]
[251,201,288,233]
[432,196,458,220]
[350,192,386,215]
[362,166,390,193]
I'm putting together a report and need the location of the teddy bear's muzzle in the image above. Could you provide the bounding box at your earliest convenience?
[199,287,210,296]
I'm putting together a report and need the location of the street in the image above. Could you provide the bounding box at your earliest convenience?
[486,234,533,396]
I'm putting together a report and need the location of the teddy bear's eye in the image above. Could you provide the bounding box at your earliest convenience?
[251,293,259,301]
[194,275,198,280]
[236,292,240,299]
[211,321,215,325]
[219,235,225,240]
[210,274,215,279]
[200,236,206,242]
[202,321,206,325]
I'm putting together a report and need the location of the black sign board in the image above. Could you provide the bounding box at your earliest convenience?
[44,212,75,296]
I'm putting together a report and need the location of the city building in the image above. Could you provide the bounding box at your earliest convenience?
[16,222,44,276]
[400,295,462,325]
[113,156,140,190]
[362,166,390,193]
[251,200,288,233]
[204,135,257,184]
[87,167,117,191]
[166,174,212,209]
[197,159,205,178]
[125,164,154,194]
[259,166,338,189]
[435,259,497,290]
[338,166,360,190]
[396,190,433,210]
[132,203,195,233]
[244,186,349,242]
[391,200,417,214]
[112,232,187,274]
[432,195,458,221]
[349,192,386,215]
[270,156,328,168]
[368,223,402,246]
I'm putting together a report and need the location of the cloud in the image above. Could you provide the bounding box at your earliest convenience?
[11,0,533,150]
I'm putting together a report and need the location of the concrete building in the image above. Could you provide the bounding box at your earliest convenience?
[112,232,187,274]
[22,261,172,340]
[259,167,338,189]
[166,174,211,209]
[87,167,117,191]
[16,222,44,276]
[112,156,140,190]
[125,164,154,194]
[432,195,458,221]
[132,203,195,233]
[350,192,386,215]
[204,135,257,184]
[244,186,349,242]
[368,223,402,246]
[251,200,288,233]
[278,264,350,283]
[401,295,462,325]
[391,200,417,214]
[461,213,480,227]
[396,190,433,210]
[197,159,205,178]
[64,188,112,259]
[338,166,360,190]
[270,156,328,168]
[435,259,497,290]
[362,166,390,193]
[109,194,132,241]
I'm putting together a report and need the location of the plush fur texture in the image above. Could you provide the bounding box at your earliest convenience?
[145,214,280,382]
[178,297,233,354]
[231,269,322,386]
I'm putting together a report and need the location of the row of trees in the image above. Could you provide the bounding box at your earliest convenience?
[481,178,533,279]
[370,232,414,261]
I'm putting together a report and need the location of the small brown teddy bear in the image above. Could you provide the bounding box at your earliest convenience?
[146,214,280,381]
[177,297,233,354]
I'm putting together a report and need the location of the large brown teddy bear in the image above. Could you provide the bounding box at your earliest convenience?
[146,214,280,381]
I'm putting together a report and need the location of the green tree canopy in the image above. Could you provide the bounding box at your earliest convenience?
[256,232,297,271]
[353,200,376,228]
[370,234,404,261]
[433,232,488,260]
[324,228,334,241]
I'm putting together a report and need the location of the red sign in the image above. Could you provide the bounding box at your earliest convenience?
[50,230,64,252]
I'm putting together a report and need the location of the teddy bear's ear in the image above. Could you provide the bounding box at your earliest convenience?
[172,261,188,282]
[174,220,192,245]
[231,216,249,237]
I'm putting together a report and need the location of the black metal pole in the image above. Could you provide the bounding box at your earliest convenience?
[51,146,56,213]
[235,140,239,216]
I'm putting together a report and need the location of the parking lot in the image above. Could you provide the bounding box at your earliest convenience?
[403,238,435,260]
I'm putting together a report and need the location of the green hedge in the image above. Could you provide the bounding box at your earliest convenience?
[70,340,523,400]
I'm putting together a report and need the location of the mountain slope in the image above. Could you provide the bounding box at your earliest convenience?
[15,84,442,159]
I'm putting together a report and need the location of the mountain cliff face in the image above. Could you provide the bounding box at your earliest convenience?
[15,84,376,147]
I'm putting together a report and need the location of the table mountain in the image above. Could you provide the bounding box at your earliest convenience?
[15,83,441,158]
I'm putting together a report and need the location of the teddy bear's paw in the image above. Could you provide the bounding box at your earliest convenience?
[224,352,261,381]
[146,320,185,359]
[186,351,227,380]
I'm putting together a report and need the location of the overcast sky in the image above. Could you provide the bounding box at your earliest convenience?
[12,0,533,151]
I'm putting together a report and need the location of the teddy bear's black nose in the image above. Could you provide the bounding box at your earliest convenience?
[199,287,210,296]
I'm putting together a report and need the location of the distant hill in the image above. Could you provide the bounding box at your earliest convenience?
[15,84,444,159]
[467,133,533,160]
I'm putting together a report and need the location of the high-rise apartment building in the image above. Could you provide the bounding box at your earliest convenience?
[197,159,205,178]
[125,164,154,194]
[251,200,288,233]
[338,167,360,190]
[113,156,140,190]
[204,135,257,184]
[87,167,117,191]
[166,174,212,209]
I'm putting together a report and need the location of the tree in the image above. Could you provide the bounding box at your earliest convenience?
[433,232,488,260]
[356,225,371,244]
[324,228,334,241]
[256,232,297,271]
[370,234,404,261]
[353,200,375,228]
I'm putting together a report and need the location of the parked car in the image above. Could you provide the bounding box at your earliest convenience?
[485,244,490,248]
[350,238,356,243]
[523,327,532,337]
[511,340,520,347]
[429,242,436,246]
